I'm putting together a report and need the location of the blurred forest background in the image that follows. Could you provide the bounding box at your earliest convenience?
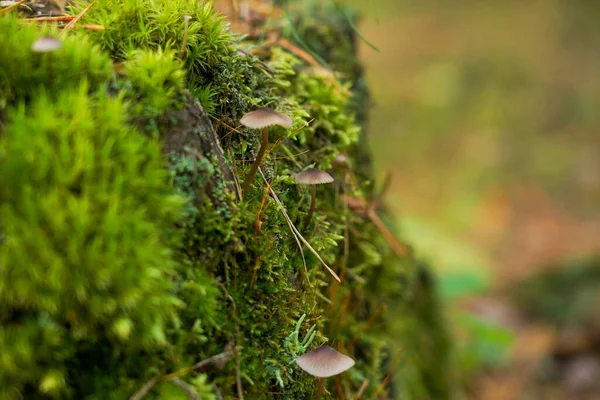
[346,0,600,399]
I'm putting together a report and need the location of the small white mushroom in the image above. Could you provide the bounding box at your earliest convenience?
[296,346,355,399]
[295,168,334,227]
[295,346,355,378]
[240,107,292,130]
[31,36,63,53]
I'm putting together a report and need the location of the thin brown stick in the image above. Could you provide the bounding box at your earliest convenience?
[129,377,160,400]
[179,16,191,59]
[258,168,341,283]
[366,209,410,258]
[129,350,234,400]
[82,24,105,30]
[368,371,392,400]
[60,0,95,34]
[254,185,270,234]
[221,122,244,140]
[171,378,199,400]
[23,15,76,22]
[1,0,26,13]
[277,38,334,79]
[258,168,309,285]
[352,379,369,400]
[343,195,410,258]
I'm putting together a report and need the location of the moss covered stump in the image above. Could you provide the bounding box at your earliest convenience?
[0,1,451,399]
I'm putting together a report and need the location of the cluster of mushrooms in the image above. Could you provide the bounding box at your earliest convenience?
[239,108,353,395]
[239,107,334,227]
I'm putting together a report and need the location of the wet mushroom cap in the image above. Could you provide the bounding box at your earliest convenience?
[295,168,334,185]
[240,107,292,129]
[31,36,63,53]
[295,346,355,378]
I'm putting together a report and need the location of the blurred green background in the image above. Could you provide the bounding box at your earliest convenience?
[347,0,600,288]
[342,1,600,397]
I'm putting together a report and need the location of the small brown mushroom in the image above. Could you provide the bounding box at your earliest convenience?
[31,36,63,53]
[295,168,334,228]
[296,346,355,399]
[240,107,292,193]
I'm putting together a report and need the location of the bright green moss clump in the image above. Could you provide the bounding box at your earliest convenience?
[0,84,184,397]
[79,0,264,119]
[122,48,186,120]
[0,17,112,105]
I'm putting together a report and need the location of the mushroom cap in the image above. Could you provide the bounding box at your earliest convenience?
[31,36,63,53]
[295,168,334,185]
[333,153,348,166]
[295,346,355,378]
[240,107,292,129]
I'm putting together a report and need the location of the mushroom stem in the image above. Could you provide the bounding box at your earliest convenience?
[314,378,325,399]
[304,184,317,228]
[241,127,268,193]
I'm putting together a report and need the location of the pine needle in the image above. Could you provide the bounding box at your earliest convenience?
[60,0,95,35]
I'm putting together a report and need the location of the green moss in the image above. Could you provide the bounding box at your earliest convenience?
[121,48,186,121]
[0,16,112,108]
[78,0,263,119]
[0,84,184,398]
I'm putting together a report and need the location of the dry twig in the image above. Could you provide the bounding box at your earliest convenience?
[60,0,95,34]
[1,0,26,13]
[23,15,75,22]
[343,195,410,259]
[171,378,199,400]
[258,168,341,282]
[129,350,234,400]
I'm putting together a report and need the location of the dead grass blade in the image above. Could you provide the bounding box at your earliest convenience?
[366,209,410,258]
[60,0,95,34]
[258,168,341,282]
[258,168,310,285]
[23,15,76,22]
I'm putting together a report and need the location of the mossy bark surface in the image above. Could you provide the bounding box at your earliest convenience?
[0,2,451,399]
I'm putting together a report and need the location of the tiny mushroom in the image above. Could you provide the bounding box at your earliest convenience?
[31,36,63,53]
[296,346,355,399]
[295,168,334,228]
[240,107,292,193]
[333,152,348,167]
